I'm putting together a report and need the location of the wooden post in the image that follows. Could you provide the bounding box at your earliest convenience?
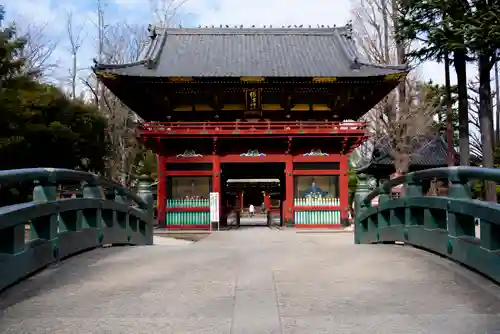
[285,155,294,223]
[340,154,349,226]
[157,155,166,227]
[212,155,221,222]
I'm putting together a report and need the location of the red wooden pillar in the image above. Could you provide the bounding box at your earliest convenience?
[157,155,167,227]
[339,154,349,225]
[212,155,221,221]
[285,155,294,223]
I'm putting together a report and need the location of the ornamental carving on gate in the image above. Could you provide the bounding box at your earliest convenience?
[240,149,266,157]
[176,150,203,158]
[303,148,329,157]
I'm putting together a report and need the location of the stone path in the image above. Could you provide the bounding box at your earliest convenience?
[1,229,500,333]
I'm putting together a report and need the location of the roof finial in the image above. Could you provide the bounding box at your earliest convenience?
[147,24,157,40]
[345,20,353,38]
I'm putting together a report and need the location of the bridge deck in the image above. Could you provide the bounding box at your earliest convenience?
[1,230,500,333]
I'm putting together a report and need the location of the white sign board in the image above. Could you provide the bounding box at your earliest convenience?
[210,192,220,223]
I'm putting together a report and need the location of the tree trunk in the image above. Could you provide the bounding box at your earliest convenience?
[478,54,496,201]
[453,50,470,165]
[392,0,406,118]
[495,61,500,144]
[382,0,390,63]
[71,54,76,100]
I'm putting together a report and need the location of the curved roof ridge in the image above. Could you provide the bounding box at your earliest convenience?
[355,60,408,71]
[163,26,351,35]
[94,60,148,71]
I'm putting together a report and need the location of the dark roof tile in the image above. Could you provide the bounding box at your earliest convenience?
[355,135,454,174]
[96,27,407,78]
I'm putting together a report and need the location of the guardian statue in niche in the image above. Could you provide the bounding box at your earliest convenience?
[177,150,203,158]
[240,149,266,157]
[303,148,329,156]
[300,179,328,198]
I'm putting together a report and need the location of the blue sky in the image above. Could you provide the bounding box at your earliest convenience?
[2,0,454,93]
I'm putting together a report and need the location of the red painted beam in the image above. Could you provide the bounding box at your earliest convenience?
[165,171,212,176]
[137,121,366,137]
[220,154,288,163]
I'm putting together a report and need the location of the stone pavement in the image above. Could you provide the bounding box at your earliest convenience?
[1,229,500,333]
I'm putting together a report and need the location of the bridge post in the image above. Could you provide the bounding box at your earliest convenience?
[447,171,475,239]
[82,179,102,230]
[354,173,371,244]
[137,175,154,245]
[31,178,58,246]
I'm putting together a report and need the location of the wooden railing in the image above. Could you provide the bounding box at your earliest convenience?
[0,168,154,291]
[354,167,500,283]
[137,121,366,135]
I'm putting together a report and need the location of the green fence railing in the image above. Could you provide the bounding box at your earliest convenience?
[355,167,500,283]
[0,168,154,291]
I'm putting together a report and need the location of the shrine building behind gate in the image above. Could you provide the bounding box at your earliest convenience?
[94,25,407,229]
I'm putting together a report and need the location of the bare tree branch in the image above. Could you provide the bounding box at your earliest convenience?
[18,22,59,79]
[468,76,495,160]
[66,11,87,100]
[149,0,190,27]
[352,0,438,175]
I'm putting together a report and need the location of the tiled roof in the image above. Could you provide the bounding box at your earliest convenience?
[355,136,453,174]
[95,27,407,78]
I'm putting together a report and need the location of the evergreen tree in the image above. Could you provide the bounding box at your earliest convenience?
[0,7,109,172]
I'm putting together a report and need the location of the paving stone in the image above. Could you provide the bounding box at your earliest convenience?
[1,230,500,333]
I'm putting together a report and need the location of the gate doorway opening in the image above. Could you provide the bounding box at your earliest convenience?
[221,163,284,227]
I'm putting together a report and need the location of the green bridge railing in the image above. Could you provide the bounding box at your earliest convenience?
[355,166,500,283]
[0,168,154,291]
